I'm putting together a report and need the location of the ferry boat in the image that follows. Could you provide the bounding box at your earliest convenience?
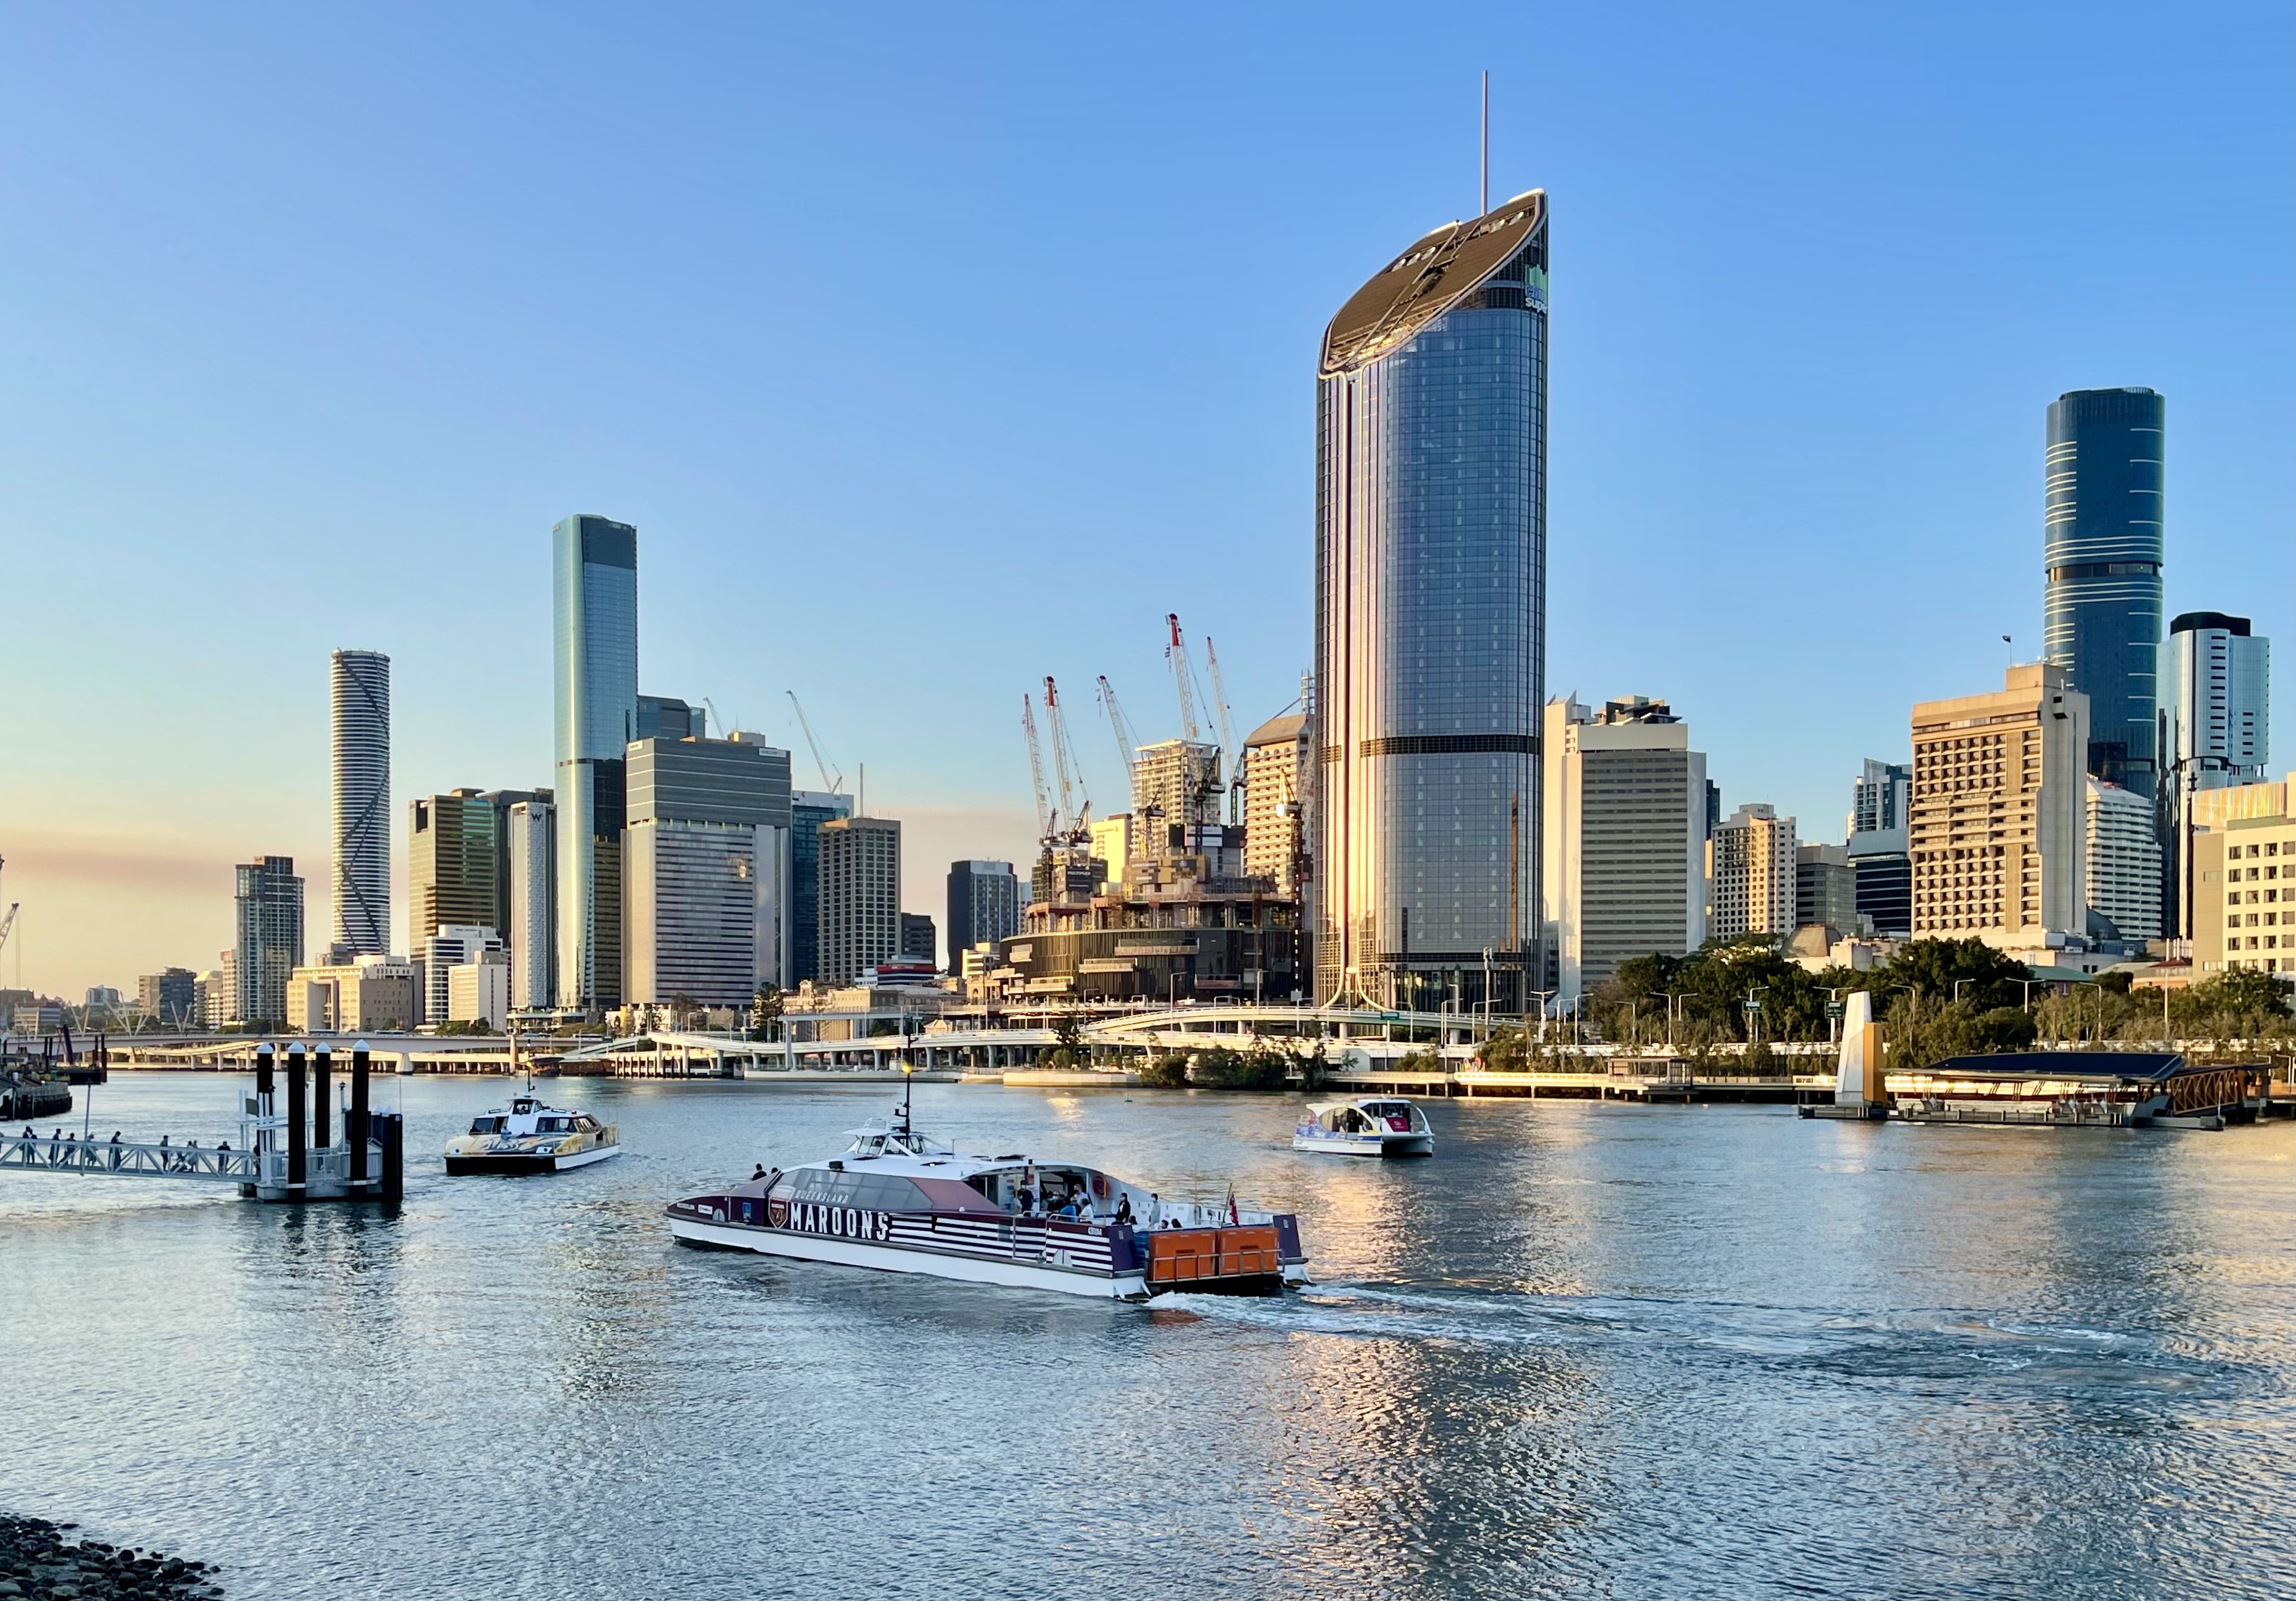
[444,1094,620,1175]
[1292,1097,1435,1158]
[666,1093,1308,1300]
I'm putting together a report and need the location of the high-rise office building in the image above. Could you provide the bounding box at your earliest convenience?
[233,855,305,1027]
[817,815,900,985]
[136,968,197,1028]
[2044,387,2164,797]
[638,694,704,741]
[423,925,502,1025]
[1241,713,1311,894]
[899,913,938,967]
[2159,611,2272,935]
[2189,799,2296,978]
[553,514,640,1013]
[1794,844,1859,934]
[946,861,1020,968]
[1846,758,1913,938]
[411,790,502,946]
[505,797,556,1009]
[1910,664,2089,940]
[1709,806,1796,942]
[329,649,390,957]
[789,789,854,984]
[1848,759,1910,837]
[622,734,793,1006]
[2086,778,2161,942]
[1315,190,1547,1010]
[1541,695,1709,998]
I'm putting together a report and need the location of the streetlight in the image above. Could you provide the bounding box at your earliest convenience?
[1820,987,1846,1047]
[1952,979,1972,1007]
[1742,986,1769,1048]
[1661,991,1684,1050]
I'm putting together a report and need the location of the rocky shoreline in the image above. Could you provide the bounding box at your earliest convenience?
[0,1517,221,1600]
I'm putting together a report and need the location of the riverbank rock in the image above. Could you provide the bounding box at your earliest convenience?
[0,1517,221,1600]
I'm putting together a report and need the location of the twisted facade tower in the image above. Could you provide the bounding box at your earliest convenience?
[329,649,391,956]
[1315,190,1548,1012]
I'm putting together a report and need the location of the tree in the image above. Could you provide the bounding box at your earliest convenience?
[747,984,783,1041]
[1045,1008,1088,1070]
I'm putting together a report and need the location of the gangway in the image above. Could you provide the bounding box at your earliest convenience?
[0,1040,404,1203]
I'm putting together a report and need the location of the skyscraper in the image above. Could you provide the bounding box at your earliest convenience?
[2044,387,2164,797]
[946,860,1020,968]
[2085,778,2161,942]
[1910,664,2089,940]
[1240,713,1311,896]
[2159,610,2272,933]
[410,789,502,944]
[1541,695,1709,999]
[1709,806,1796,942]
[789,789,853,984]
[329,649,390,958]
[816,815,900,985]
[1846,759,1913,938]
[233,855,305,1028]
[1315,190,1548,1011]
[505,797,556,1009]
[623,734,793,1005]
[553,514,640,1013]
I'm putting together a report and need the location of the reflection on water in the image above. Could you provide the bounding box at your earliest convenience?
[2,1075,2291,1600]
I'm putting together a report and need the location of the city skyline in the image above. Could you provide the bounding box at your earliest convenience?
[1,5,2289,995]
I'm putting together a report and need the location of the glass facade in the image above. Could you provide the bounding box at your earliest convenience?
[328,649,390,958]
[553,515,639,1011]
[1315,192,1547,1012]
[2044,388,2164,797]
[789,790,854,984]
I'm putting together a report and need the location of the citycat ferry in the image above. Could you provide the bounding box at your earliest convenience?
[666,1092,1308,1300]
[444,1094,620,1175]
[1293,1098,1435,1158]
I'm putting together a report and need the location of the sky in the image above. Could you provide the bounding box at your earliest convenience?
[0,2,2289,998]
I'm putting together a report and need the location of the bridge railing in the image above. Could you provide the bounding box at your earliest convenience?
[0,1134,257,1182]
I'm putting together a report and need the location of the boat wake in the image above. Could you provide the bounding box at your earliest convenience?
[1155,1281,2253,1399]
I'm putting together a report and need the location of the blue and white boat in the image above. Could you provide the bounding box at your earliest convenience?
[1292,1097,1434,1158]
[667,1087,1307,1299]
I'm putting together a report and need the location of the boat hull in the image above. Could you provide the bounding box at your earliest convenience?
[1291,1132,1434,1158]
[446,1143,622,1177]
[670,1214,1151,1299]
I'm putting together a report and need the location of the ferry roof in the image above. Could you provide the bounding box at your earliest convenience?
[1320,189,1546,378]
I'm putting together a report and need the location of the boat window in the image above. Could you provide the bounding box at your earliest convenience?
[468,1116,503,1135]
[537,1116,575,1133]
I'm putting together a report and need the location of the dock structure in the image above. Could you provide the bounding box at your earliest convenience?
[1,1041,404,1201]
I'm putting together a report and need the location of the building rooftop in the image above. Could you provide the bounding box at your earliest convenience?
[1320,190,1546,378]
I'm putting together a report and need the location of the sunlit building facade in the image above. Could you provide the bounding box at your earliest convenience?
[553,514,640,1013]
[1314,189,1548,1011]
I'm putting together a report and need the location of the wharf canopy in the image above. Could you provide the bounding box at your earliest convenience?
[1317,189,1549,1014]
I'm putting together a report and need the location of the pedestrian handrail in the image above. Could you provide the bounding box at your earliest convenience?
[0,1133,259,1182]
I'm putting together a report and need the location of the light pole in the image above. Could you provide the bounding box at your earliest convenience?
[1742,986,1769,1049]
[1820,987,1846,1047]
[1662,991,1684,1050]
[1529,990,1554,1047]
[1952,979,1972,1007]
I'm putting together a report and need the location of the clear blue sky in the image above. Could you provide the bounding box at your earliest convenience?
[2,2,2288,995]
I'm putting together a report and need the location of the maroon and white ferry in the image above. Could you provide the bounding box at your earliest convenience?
[667,1100,1307,1300]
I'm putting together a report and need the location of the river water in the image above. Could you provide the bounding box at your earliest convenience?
[2,1073,2291,1599]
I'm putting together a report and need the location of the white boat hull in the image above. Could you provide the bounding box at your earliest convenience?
[670,1214,1150,1299]
[1291,1132,1435,1158]
[445,1142,621,1176]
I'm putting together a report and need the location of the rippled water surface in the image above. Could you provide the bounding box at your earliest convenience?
[4,1074,2292,1599]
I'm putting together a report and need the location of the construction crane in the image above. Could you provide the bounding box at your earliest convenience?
[1165,613,1199,741]
[785,691,844,793]
[0,855,15,979]
[1096,675,1141,811]
[1021,693,1053,841]
[1203,636,1241,824]
[1043,678,1090,835]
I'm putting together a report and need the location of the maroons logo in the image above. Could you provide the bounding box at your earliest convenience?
[767,1197,789,1228]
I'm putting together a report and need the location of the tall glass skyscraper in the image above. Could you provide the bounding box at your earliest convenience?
[328,649,390,957]
[553,514,639,1012]
[2044,387,2164,797]
[1314,190,1548,1012]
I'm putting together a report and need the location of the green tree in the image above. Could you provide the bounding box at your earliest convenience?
[1044,1008,1088,1069]
[747,984,784,1041]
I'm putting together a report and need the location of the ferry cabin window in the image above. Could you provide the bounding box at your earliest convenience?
[538,1117,574,1133]
[783,1170,930,1212]
[468,1117,504,1135]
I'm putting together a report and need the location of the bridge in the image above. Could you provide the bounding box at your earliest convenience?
[2,1131,255,1182]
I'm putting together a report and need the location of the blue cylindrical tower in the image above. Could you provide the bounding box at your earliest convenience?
[2044,387,2164,796]
[1314,191,1547,1012]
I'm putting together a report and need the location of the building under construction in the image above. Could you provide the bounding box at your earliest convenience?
[996,633,1305,1004]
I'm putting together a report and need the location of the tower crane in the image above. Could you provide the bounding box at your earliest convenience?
[1021,694,1053,842]
[1203,636,1241,824]
[785,691,845,793]
[0,855,15,978]
[1165,613,1199,741]
[1096,676,1141,811]
[1043,678,1090,836]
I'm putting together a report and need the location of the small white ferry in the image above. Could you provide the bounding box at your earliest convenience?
[1292,1098,1435,1158]
[444,1094,621,1175]
[667,1090,1307,1300]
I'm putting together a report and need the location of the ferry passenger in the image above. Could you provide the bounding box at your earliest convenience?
[753,1164,767,1181]
[1113,1194,1134,1226]
[1017,1182,1037,1216]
